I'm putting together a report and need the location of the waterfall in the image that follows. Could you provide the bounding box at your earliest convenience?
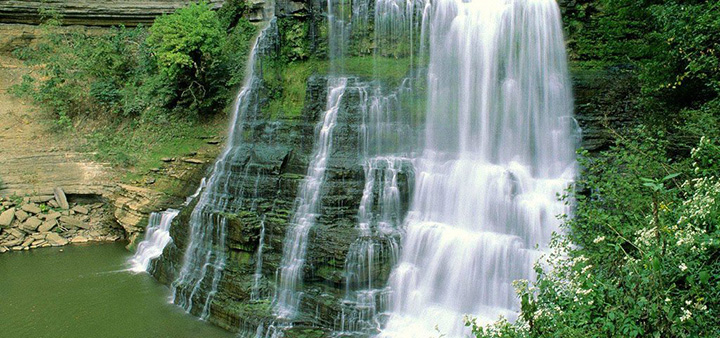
[273,77,348,319]
[336,81,416,334]
[170,19,278,319]
[128,209,180,273]
[128,178,206,273]
[379,0,576,336]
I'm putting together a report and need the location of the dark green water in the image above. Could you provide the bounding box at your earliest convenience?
[0,242,233,338]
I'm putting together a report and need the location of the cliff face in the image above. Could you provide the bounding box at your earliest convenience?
[146,1,638,335]
[0,0,225,26]
[0,0,639,334]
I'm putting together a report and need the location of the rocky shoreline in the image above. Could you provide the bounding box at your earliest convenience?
[0,188,123,253]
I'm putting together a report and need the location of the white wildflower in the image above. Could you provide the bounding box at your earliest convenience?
[680,308,692,322]
[679,263,688,271]
[593,236,606,243]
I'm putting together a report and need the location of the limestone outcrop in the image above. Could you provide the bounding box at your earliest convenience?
[0,0,224,26]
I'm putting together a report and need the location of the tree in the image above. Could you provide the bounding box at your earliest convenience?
[147,1,226,114]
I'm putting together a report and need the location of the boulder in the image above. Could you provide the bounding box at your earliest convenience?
[21,237,33,247]
[59,216,90,229]
[21,217,42,232]
[0,246,8,253]
[53,187,70,210]
[45,232,68,246]
[15,209,29,222]
[0,208,15,226]
[71,236,88,243]
[6,228,24,239]
[29,195,54,203]
[2,237,23,247]
[21,203,41,214]
[45,211,61,220]
[38,221,56,233]
[72,206,89,215]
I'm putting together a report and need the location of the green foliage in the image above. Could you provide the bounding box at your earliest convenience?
[147,1,230,115]
[278,17,311,62]
[470,135,720,338]
[11,0,257,125]
[12,25,153,127]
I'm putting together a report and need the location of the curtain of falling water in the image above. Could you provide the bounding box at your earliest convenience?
[272,78,348,319]
[380,0,576,336]
[169,20,278,320]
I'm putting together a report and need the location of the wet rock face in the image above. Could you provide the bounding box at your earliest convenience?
[149,69,419,332]
[572,68,641,152]
[0,0,224,26]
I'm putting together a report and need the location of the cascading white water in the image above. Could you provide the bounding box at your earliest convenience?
[129,178,207,273]
[338,82,415,334]
[170,20,277,320]
[273,77,348,319]
[379,0,576,336]
[128,209,180,273]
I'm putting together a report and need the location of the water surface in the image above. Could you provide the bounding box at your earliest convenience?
[0,242,232,338]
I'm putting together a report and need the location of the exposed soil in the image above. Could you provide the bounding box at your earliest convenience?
[0,24,113,197]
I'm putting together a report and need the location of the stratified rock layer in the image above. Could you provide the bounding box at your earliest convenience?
[0,0,224,26]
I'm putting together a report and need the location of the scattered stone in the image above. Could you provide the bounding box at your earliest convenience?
[0,246,8,253]
[15,209,29,222]
[21,237,33,247]
[21,217,42,232]
[206,139,221,145]
[72,206,89,215]
[6,228,24,239]
[53,187,70,210]
[90,203,104,209]
[21,203,41,214]
[185,151,197,156]
[59,216,82,228]
[48,200,59,208]
[45,232,69,246]
[161,157,175,162]
[0,208,15,226]
[145,177,156,185]
[3,237,23,247]
[29,195,54,203]
[12,246,23,251]
[71,236,88,243]
[38,221,56,233]
[45,211,61,220]
[182,158,204,164]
